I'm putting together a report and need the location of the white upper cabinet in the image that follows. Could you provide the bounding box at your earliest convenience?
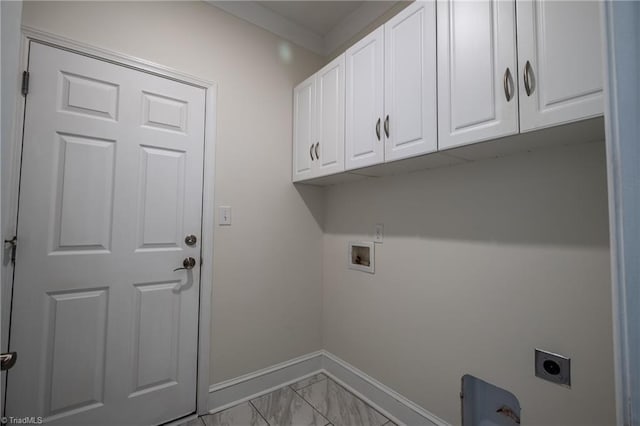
[293,0,605,183]
[345,26,385,171]
[316,54,345,176]
[292,74,315,182]
[437,0,519,150]
[516,0,603,131]
[293,54,345,182]
[384,1,438,162]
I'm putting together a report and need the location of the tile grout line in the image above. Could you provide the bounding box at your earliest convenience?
[290,379,333,426]
[248,399,272,426]
[290,374,329,392]
[319,375,392,426]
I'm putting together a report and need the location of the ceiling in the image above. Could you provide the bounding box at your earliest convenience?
[259,1,368,36]
[207,1,399,56]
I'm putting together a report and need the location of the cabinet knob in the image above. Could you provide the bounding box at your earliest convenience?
[315,142,319,160]
[309,144,315,161]
[376,118,381,141]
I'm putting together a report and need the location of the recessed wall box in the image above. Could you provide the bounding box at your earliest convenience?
[348,241,374,273]
[535,348,571,387]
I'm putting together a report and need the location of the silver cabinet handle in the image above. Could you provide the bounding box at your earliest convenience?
[503,67,513,102]
[384,115,389,138]
[309,144,314,161]
[315,142,319,160]
[174,257,196,271]
[376,118,381,141]
[524,60,533,96]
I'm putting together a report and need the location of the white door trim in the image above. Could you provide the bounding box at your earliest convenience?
[602,2,640,424]
[5,26,217,419]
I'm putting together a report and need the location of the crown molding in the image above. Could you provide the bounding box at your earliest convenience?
[206,1,399,57]
[324,1,397,56]
[206,1,326,55]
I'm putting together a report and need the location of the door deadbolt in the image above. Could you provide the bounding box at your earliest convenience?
[185,234,197,246]
[174,257,197,271]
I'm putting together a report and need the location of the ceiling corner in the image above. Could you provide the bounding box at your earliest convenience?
[205,1,327,56]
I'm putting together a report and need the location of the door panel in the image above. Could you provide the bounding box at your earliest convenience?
[137,146,185,249]
[437,0,518,149]
[45,289,108,417]
[7,41,205,425]
[384,1,437,162]
[141,92,188,133]
[517,0,603,131]
[345,26,384,170]
[60,71,119,120]
[131,282,180,395]
[54,134,116,252]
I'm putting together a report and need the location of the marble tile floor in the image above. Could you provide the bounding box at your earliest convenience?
[178,373,397,426]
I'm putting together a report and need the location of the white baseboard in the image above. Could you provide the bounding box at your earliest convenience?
[320,351,449,426]
[208,351,324,413]
[208,350,449,426]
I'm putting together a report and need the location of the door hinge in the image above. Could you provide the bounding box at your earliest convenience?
[21,71,30,96]
[4,236,17,264]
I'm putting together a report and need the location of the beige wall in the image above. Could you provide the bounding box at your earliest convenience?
[21,1,325,384]
[323,141,614,425]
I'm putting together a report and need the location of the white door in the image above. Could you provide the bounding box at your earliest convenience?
[6,42,205,425]
[384,1,437,162]
[292,74,315,181]
[516,0,603,131]
[315,54,345,178]
[437,0,519,149]
[345,26,384,171]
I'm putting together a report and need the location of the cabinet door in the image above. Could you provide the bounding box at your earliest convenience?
[292,75,316,181]
[517,0,603,131]
[437,0,518,149]
[384,1,437,162]
[316,54,345,177]
[345,26,384,171]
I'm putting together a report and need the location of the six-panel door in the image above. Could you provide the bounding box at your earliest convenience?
[7,42,205,425]
[437,0,519,150]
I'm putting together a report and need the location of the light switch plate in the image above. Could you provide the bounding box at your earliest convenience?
[219,206,231,226]
[374,224,384,243]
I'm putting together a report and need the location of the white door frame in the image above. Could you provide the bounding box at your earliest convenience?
[3,26,217,419]
[602,2,640,425]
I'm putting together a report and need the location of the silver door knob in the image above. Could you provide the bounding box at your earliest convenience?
[174,257,196,271]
